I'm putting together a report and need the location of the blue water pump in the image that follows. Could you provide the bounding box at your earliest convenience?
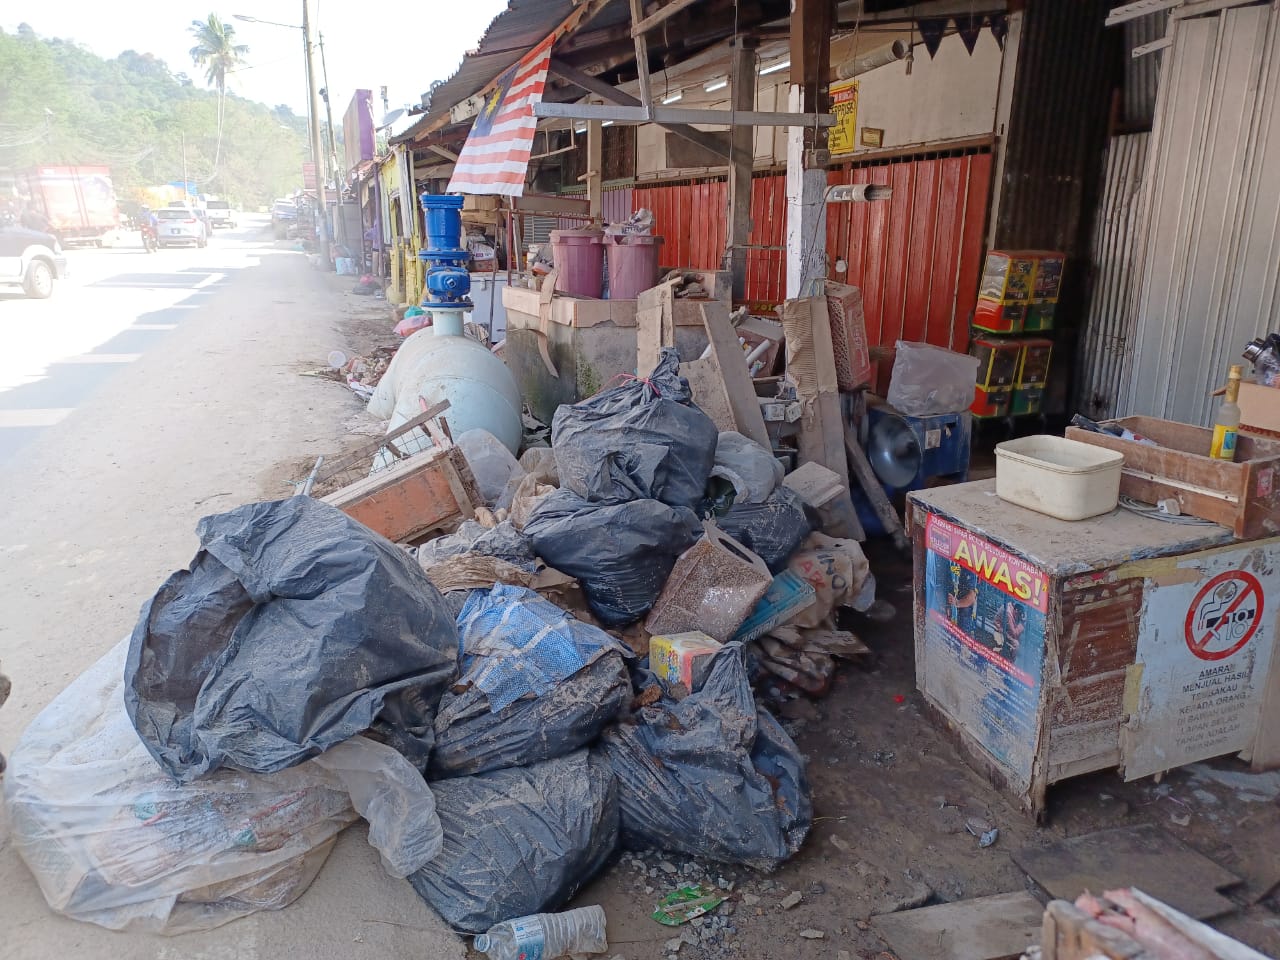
[418,194,472,308]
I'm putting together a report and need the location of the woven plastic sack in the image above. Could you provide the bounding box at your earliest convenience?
[4,641,443,934]
[886,340,980,416]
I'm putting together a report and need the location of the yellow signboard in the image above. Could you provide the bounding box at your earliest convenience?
[828,79,860,155]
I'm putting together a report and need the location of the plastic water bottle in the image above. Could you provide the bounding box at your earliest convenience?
[473,905,608,960]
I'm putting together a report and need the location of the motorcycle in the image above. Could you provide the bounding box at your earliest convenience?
[141,224,158,253]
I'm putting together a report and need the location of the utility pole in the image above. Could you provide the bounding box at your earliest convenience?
[319,33,339,186]
[302,0,329,259]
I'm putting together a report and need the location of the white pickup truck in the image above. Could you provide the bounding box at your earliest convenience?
[204,199,238,229]
[0,220,68,299]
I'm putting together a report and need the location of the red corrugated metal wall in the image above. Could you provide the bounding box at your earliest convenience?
[631,147,993,388]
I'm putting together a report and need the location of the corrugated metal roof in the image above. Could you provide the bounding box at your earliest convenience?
[392,0,578,145]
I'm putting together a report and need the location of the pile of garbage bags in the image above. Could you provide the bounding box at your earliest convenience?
[4,352,876,938]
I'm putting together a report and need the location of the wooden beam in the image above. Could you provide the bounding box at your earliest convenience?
[631,0,704,36]
[586,120,603,221]
[628,0,655,114]
[724,37,758,301]
[426,143,459,162]
[791,0,833,117]
[535,102,835,127]
[549,57,733,158]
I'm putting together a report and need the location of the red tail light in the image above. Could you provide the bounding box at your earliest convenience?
[184,218,196,224]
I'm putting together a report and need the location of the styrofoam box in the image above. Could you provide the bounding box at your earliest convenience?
[995,434,1124,520]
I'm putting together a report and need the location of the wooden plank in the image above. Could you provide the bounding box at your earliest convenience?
[631,0,702,35]
[1040,900,1147,960]
[628,0,654,114]
[586,120,603,221]
[873,891,1044,960]
[1012,825,1242,920]
[724,38,758,301]
[845,421,908,551]
[695,302,771,449]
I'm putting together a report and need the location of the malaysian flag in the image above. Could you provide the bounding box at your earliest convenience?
[447,36,553,196]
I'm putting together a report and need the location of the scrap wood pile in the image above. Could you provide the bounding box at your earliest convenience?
[1,348,882,942]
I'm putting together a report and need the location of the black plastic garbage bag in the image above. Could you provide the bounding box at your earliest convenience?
[430,584,633,778]
[408,750,619,933]
[599,643,811,871]
[718,486,813,573]
[125,496,458,782]
[431,653,631,779]
[551,348,719,510]
[524,490,702,626]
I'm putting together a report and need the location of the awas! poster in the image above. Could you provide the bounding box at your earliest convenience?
[923,514,1048,790]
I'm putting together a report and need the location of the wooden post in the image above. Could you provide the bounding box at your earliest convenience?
[785,0,834,299]
[587,120,603,223]
[725,37,758,302]
[628,0,654,114]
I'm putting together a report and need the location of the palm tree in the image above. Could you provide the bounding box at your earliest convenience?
[188,14,248,168]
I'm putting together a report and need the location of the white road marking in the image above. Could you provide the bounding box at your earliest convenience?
[57,354,142,364]
[195,272,225,289]
[0,409,74,427]
[130,323,178,330]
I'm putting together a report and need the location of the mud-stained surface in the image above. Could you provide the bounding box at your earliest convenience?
[565,542,1280,960]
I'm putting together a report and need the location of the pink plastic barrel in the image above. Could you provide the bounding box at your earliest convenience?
[550,228,604,298]
[605,235,664,300]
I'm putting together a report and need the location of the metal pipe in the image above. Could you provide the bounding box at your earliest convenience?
[826,183,894,203]
[834,39,909,81]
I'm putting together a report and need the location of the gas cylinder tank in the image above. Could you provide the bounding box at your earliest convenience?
[368,310,522,454]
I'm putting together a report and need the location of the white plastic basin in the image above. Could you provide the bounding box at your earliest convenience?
[995,434,1124,520]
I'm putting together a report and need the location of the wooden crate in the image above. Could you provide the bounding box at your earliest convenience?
[1066,415,1280,539]
[323,445,479,543]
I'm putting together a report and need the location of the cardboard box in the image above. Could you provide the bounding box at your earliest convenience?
[1239,380,1280,439]
[825,282,873,391]
[650,631,723,695]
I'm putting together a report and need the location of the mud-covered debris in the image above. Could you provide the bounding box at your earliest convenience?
[781,890,803,910]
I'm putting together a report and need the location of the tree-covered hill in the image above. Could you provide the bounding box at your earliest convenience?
[0,22,310,208]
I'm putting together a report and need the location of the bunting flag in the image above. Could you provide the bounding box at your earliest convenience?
[955,14,985,56]
[447,36,553,197]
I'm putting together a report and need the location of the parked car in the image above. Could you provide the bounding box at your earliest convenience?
[272,198,298,239]
[205,199,237,229]
[156,207,208,248]
[0,219,68,298]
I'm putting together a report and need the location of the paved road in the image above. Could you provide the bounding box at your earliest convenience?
[0,222,464,960]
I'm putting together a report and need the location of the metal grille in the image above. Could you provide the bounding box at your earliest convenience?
[304,402,452,498]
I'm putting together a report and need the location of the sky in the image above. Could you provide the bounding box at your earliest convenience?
[4,1,509,132]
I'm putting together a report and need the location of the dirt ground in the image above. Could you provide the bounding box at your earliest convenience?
[567,542,1280,960]
[315,300,1280,960]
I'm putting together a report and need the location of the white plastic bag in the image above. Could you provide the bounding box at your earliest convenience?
[885,341,979,416]
[3,640,443,934]
[456,428,525,506]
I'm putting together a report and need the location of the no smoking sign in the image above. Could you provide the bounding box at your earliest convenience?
[1184,570,1263,661]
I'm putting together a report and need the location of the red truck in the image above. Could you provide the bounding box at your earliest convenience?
[16,165,121,246]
